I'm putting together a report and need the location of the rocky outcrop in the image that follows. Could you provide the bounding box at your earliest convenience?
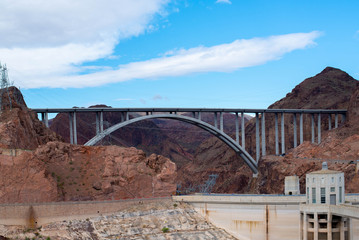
[0,141,177,203]
[0,151,58,203]
[0,87,62,150]
[177,67,359,194]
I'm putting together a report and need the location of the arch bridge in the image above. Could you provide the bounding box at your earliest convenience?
[32,108,347,175]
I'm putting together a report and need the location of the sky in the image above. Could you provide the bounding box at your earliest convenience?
[1,0,359,109]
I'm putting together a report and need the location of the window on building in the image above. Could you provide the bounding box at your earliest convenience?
[321,178,325,184]
[330,187,335,192]
[339,186,342,203]
[312,188,316,203]
[331,177,334,183]
[321,188,326,203]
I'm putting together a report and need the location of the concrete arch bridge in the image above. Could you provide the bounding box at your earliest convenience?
[32,108,347,175]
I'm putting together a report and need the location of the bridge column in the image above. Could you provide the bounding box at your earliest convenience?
[220,112,224,132]
[235,112,239,144]
[311,114,315,143]
[281,113,285,154]
[275,113,279,155]
[198,111,201,121]
[335,113,338,128]
[261,112,266,156]
[73,111,77,145]
[256,113,260,161]
[300,113,303,145]
[120,112,124,122]
[241,112,245,150]
[41,112,49,127]
[293,113,297,148]
[69,113,73,144]
[126,112,129,121]
[192,112,196,118]
[214,112,218,129]
[328,114,332,130]
[95,112,100,135]
[100,111,104,133]
[318,113,321,144]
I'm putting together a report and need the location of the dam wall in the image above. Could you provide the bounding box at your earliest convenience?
[173,194,359,240]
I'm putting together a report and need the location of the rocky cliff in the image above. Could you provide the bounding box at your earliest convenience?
[177,67,359,194]
[0,88,177,203]
[0,87,62,149]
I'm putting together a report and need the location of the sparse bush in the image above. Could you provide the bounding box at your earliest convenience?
[161,227,169,233]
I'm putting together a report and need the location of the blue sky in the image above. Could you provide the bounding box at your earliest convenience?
[1,0,358,109]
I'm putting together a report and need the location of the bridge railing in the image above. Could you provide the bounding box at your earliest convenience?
[32,108,347,163]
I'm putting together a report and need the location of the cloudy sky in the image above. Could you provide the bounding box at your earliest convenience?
[1,0,358,108]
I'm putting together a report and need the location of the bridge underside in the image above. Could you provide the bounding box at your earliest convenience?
[84,114,259,174]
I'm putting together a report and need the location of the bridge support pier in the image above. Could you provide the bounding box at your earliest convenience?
[68,112,77,145]
[220,112,224,132]
[275,113,279,155]
[335,113,338,128]
[300,113,303,145]
[293,113,297,148]
[261,113,266,156]
[235,113,239,144]
[96,112,100,135]
[241,112,245,150]
[318,113,321,144]
[281,113,285,155]
[256,113,260,161]
[41,112,49,127]
[311,114,315,143]
[214,112,218,129]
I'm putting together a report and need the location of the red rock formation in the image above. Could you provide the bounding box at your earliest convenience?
[0,88,177,203]
[0,87,62,150]
[0,141,177,203]
[0,151,58,203]
[177,67,359,194]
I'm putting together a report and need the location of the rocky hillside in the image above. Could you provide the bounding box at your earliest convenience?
[0,87,62,149]
[177,67,359,194]
[0,142,176,203]
[0,88,177,203]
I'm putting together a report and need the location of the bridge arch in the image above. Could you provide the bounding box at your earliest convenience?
[84,114,258,174]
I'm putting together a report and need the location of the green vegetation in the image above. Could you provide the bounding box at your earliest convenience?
[161,227,169,233]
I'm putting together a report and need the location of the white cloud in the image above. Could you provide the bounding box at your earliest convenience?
[7,31,319,88]
[216,0,232,4]
[0,0,168,48]
[0,0,169,86]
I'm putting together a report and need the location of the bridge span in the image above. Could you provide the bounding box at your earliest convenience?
[32,108,347,174]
